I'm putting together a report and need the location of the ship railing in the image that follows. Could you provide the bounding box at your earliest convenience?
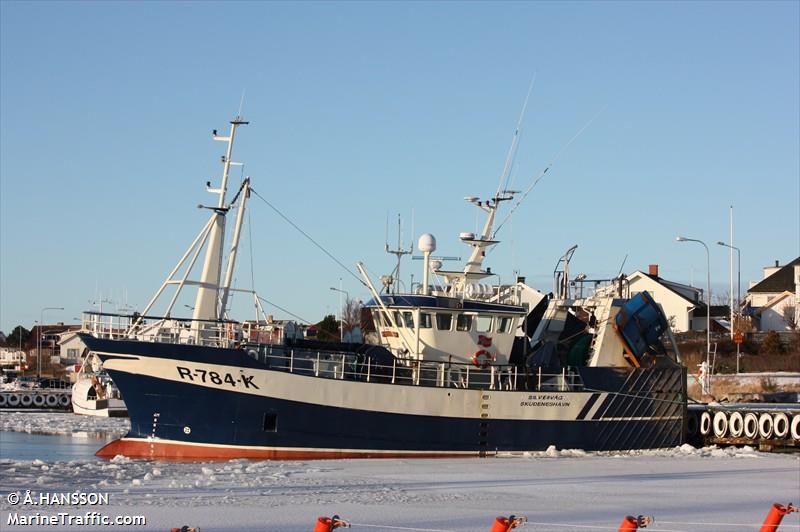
[243,343,584,392]
[80,311,251,349]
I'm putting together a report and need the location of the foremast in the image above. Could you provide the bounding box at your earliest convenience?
[436,192,515,296]
[192,117,249,324]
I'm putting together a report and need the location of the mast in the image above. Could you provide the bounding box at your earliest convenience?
[219,178,251,318]
[192,116,248,325]
[385,214,412,294]
[436,192,515,293]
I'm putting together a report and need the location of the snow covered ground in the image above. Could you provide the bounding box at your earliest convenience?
[1,414,799,531]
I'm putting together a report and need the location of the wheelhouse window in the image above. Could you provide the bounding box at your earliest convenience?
[497,316,513,334]
[436,313,452,331]
[419,313,432,328]
[475,315,492,333]
[456,314,473,332]
[393,311,403,327]
[373,310,387,327]
[402,311,414,328]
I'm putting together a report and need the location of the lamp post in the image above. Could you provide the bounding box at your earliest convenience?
[38,306,64,379]
[329,284,349,342]
[676,236,711,394]
[717,241,741,330]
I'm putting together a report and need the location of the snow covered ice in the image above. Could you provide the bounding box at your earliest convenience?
[1,414,799,531]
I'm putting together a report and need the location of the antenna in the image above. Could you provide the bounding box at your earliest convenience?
[385,214,413,294]
[496,73,536,198]
[492,105,607,239]
[238,89,246,118]
[617,254,629,277]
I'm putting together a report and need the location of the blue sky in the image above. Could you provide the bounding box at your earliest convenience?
[1,1,798,332]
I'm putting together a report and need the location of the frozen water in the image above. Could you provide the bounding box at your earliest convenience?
[0,413,798,531]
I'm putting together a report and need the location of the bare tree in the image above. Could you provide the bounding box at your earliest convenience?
[783,305,798,331]
[342,297,363,329]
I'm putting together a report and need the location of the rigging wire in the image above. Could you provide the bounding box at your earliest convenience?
[250,188,365,286]
[495,73,536,199]
[492,105,607,239]
[256,295,311,324]
[247,202,258,321]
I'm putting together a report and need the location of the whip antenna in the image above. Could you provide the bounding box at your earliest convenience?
[492,105,607,239]
[496,73,536,198]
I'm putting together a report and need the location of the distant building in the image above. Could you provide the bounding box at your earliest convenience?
[0,348,26,372]
[626,264,703,333]
[745,257,800,332]
[243,316,306,344]
[57,330,89,366]
[29,323,81,367]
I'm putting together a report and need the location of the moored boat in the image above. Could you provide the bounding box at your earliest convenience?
[71,353,128,417]
[80,115,686,460]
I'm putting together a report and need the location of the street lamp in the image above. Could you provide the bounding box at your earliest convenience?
[717,241,741,328]
[329,285,349,342]
[38,306,64,379]
[676,236,711,393]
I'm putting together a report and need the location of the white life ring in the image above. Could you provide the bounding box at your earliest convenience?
[58,394,71,407]
[7,393,20,407]
[790,415,800,441]
[728,411,744,438]
[20,394,33,407]
[758,412,774,439]
[33,394,46,407]
[471,350,493,369]
[712,411,728,438]
[45,394,59,407]
[743,412,759,439]
[0,393,7,407]
[699,411,711,436]
[772,412,789,439]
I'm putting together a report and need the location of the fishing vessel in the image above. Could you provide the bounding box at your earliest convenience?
[79,116,687,460]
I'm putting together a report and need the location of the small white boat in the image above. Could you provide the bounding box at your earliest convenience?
[71,353,127,417]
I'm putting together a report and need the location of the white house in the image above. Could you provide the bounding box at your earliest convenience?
[626,265,703,333]
[746,257,800,331]
[0,348,26,371]
[57,331,88,366]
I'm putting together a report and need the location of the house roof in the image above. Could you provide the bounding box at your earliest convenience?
[755,291,794,314]
[629,270,699,306]
[748,257,800,293]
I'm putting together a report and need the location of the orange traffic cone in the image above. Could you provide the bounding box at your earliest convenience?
[761,503,797,532]
[618,515,653,531]
[489,515,526,532]
[314,514,350,532]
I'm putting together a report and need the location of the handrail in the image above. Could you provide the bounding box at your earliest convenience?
[81,311,585,392]
[241,343,583,393]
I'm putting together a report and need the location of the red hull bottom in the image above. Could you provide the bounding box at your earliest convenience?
[95,438,480,461]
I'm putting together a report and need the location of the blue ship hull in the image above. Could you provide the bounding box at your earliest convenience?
[80,335,687,460]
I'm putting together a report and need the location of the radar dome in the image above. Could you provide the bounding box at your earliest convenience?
[418,233,436,253]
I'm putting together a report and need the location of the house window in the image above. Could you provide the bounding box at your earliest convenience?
[456,314,473,332]
[436,313,452,331]
[475,316,493,333]
[67,348,79,358]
